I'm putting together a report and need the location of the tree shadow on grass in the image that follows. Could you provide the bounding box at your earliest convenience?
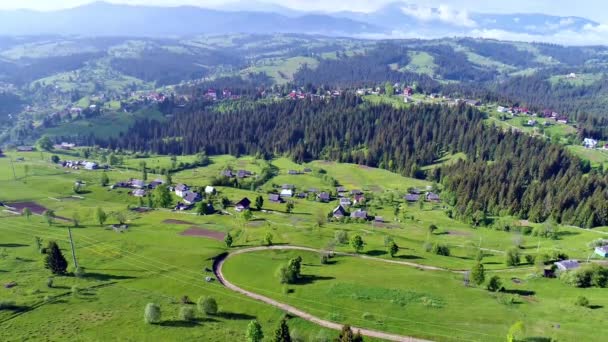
[524,338,553,342]
[503,289,536,296]
[396,254,424,260]
[0,243,29,248]
[365,250,387,257]
[83,272,137,281]
[589,305,604,310]
[216,312,256,320]
[159,320,200,328]
[295,275,335,285]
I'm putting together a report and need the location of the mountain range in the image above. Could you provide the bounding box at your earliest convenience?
[0,1,600,43]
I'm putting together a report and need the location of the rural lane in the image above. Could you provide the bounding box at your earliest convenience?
[214,245,435,342]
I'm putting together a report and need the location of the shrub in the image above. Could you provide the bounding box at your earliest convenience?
[179,306,196,321]
[144,303,161,324]
[431,243,450,256]
[320,254,329,265]
[201,297,218,315]
[470,263,485,285]
[524,254,535,264]
[181,295,192,304]
[335,231,348,244]
[487,275,502,292]
[505,248,520,267]
[575,296,589,307]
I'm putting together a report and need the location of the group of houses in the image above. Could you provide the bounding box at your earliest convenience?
[112,178,160,197]
[499,105,569,124]
[61,160,101,170]
[404,188,441,203]
[287,168,312,175]
[287,89,342,101]
[53,142,76,150]
[222,169,253,179]
[172,183,217,211]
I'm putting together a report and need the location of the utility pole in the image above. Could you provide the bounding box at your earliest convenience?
[67,227,78,269]
[8,156,16,181]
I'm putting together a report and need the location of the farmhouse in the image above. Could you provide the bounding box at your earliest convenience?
[132,189,146,197]
[353,194,365,205]
[497,106,507,113]
[269,194,281,203]
[405,194,420,202]
[339,197,352,207]
[148,179,164,189]
[174,203,193,211]
[426,192,440,202]
[352,209,368,220]
[235,198,251,212]
[595,246,608,258]
[175,184,190,197]
[222,170,234,178]
[183,191,202,205]
[583,138,598,149]
[555,260,580,272]
[318,192,330,202]
[336,186,347,197]
[280,189,293,198]
[332,205,348,218]
[84,162,98,170]
[130,179,146,189]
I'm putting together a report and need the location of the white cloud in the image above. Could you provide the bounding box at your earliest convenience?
[469,25,608,45]
[400,4,477,27]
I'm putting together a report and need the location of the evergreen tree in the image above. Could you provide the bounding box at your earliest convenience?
[225,233,233,248]
[273,318,291,342]
[389,241,399,257]
[255,195,264,210]
[246,320,264,342]
[44,241,68,275]
[471,262,485,286]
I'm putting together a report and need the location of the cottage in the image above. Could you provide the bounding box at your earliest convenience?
[236,170,248,178]
[288,170,299,175]
[405,194,420,202]
[353,194,365,205]
[403,87,413,96]
[204,186,216,195]
[280,189,293,198]
[148,179,164,189]
[318,192,330,202]
[84,162,98,170]
[595,246,608,258]
[183,191,202,205]
[175,184,190,198]
[555,260,580,272]
[332,205,348,219]
[235,198,251,212]
[556,116,568,124]
[351,189,363,196]
[132,189,146,197]
[222,170,234,178]
[336,186,347,197]
[269,194,282,203]
[130,179,145,189]
[352,209,368,220]
[374,216,384,223]
[583,138,598,149]
[426,192,440,202]
[339,198,352,207]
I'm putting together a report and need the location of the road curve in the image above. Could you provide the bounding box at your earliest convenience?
[214,245,434,342]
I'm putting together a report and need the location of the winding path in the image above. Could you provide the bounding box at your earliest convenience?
[214,245,437,342]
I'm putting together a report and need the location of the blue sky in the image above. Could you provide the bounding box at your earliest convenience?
[3,0,608,22]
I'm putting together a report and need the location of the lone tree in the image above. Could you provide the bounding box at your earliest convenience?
[200,296,218,315]
[37,136,53,151]
[389,241,399,258]
[51,155,60,164]
[243,209,253,221]
[224,232,233,248]
[96,207,107,226]
[350,235,364,253]
[264,232,273,246]
[428,224,438,234]
[44,241,68,275]
[255,195,264,210]
[273,318,291,342]
[505,248,521,267]
[100,172,110,186]
[338,325,364,342]
[487,275,502,292]
[285,201,294,214]
[153,184,172,208]
[44,210,56,226]
[470,262,485,286]
[246,320,264,342]
[144,303,161,324]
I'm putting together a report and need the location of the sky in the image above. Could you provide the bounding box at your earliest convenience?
[2,0,608,22]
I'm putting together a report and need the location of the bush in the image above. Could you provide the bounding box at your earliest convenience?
[575,296,589,307]
[179,306,196,321]
[335,231,348,244]
[200,297,218,315]
[532,223,559,240]
[144,303,161,324]
[524,254,535,264]
[431,243,450,256]
[487,275,502,292]
[181,295,192,304]
[505,248,520,267]
[320,254,329,265]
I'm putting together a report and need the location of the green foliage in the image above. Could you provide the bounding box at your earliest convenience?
[37,136,53,151]
[285,201,294,213]
[431,243,450,256]
[144,303,161,324]
[246,320,264,342]
[46,277,54,288]
[152,184,172,208]
[335,230,349,245]
[337,324,363,342]
[201,297,218,315]
[470,263,485,286]
[255,195,264,210]
[95,207,107,226]
[71,285,80,297]
[264,232,273,246]
[22,207,32,220]
[575,296,590,307]
[560,264,608,288]
[179,306,196,321]
[428,224,438,234]
[279,256,302,284]
[51,155,60,164]
[224,232,233,248]
[100,172,110,186]
[506,321,524,342]
[532,222,560,240]
[273,318,291,342]
[43,210,55,226]
[505,248,520,267]
[487,275,502,292]
[44,241,68,275]
[350,235,364,253]
[389,241,399,257]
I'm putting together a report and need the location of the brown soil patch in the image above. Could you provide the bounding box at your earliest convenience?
[180,227,225,241]
[162,219,194,225]
[6,202,70,222]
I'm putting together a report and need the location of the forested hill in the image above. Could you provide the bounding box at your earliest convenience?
[100,96,608,228]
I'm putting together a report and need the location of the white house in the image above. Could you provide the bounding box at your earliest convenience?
[204,186,216,195]
[280,189,293,198]
[84,162,98,170]
[175,184,189,198]
[583,138,598,149]
[497,106,507,113]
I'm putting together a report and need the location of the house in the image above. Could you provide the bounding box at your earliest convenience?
[17,146,34,152]
[303,168,312,173]
[132,189,146,197]
[282,184,295,190]
[183,191,202,205]
[175,184,190,198]
[353,194,365,205]
[236,170,248,178]
[374,216,384,223]
[554,260,580,272]
[403,87,413,96]
[336,187,347,197]
[567,72,577,79]
[497,106,507,113]
[280,189,294,198]
[332,205,348,219]
[288,170,299,175]
[308,188,319,193]
[556,116,569,124]
[352,209,368,220]
[130,179,145,189]
[148,179,164,189]
[269,194,282,203]
[339,198,352,207]
[295,193,306,199]
[84,162,98,170]
[235,198,251,212]
[583,138,598,149]
[174,203,193,211]
[204,186,216,195]
[222,170,234,178]
[595,246,608,258]
[318,192,330,202]
[426,192,440,202]
[405,194,420,202]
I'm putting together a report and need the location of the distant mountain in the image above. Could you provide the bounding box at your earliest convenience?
[0,1,380,37]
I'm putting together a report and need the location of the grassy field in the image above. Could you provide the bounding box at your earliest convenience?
[241,57,319,84]
[1,151,608,341]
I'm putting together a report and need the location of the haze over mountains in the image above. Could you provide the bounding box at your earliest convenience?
[0,1,602,44]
